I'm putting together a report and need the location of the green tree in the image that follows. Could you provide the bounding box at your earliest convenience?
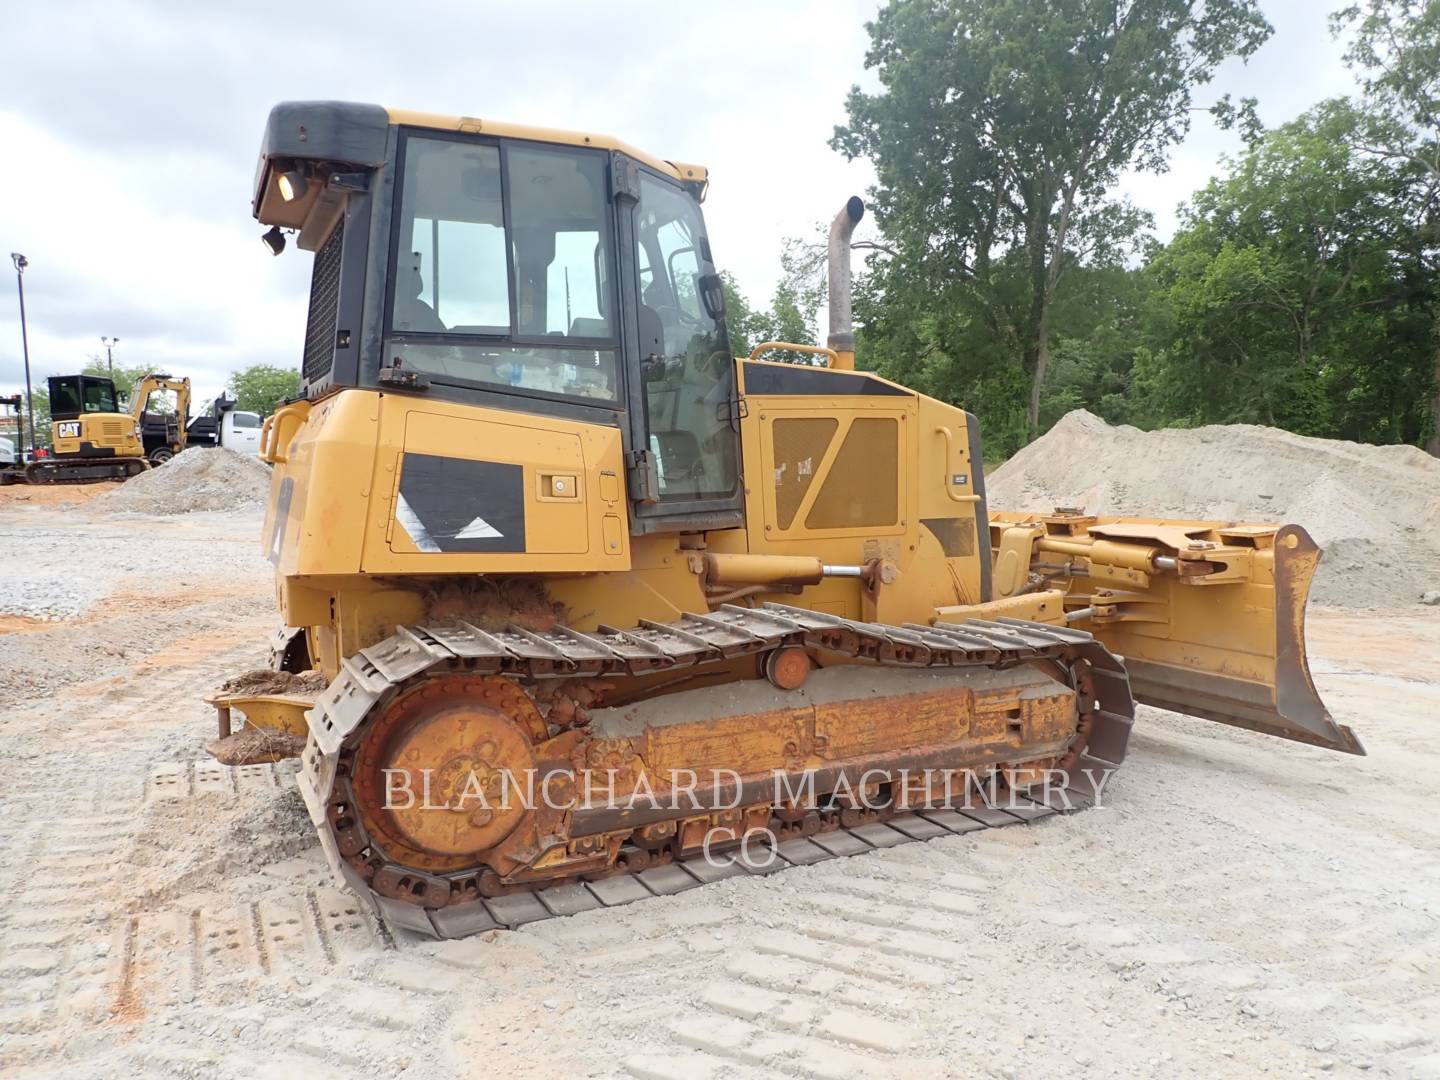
[833,0,1271,440]
[228,364,301,417]
[1332,0,1440,452]
[762,236,829,364]
[722,271,767,359]
[1139,101,1435,443]
[1040,262,1158,429]
[723,238,831,365]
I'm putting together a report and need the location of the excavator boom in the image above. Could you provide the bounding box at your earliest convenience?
[128,373,192,451]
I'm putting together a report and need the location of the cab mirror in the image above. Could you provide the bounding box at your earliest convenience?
[698,273,726,321]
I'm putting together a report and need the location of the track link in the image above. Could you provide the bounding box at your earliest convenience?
[24,459,146,484]
[297,603,1135,938]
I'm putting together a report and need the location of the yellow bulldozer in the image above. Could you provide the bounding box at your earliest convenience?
[213,101,1361,938]
[28,371,191,484]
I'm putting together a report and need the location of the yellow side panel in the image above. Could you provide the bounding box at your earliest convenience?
[757,409,908,541]
[266,389,631,583]
[914,397,988,606]
[270,392,375,578]
[388,410,590,555]
[360,394,630,574]
[51,414,141,458]
[722,359,988,619]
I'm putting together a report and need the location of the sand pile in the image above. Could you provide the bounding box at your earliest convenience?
[987,410,1440,608]
[92,447,272,515]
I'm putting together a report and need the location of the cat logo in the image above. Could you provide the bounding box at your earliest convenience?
[57,421,81,439]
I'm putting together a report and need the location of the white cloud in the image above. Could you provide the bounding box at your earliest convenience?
[0,110,308,403]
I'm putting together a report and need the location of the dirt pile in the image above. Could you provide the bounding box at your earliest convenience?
[987,410,1440,608]
[91,447,272,515]
[205,726,307,766]
[218,668,328,695]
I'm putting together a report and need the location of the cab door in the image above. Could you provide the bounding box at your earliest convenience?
[619,162,743,533]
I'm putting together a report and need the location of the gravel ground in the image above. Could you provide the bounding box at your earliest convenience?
[0,509,270,698]
[1,503,1438,1079]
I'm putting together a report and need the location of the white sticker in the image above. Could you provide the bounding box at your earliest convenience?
[394,493,442,553]
[455,516,503,540]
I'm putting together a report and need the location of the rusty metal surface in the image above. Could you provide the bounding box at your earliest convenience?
[297,606,1135,939]
[365,789,1097,936]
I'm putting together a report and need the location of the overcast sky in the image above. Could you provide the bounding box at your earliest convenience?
[0,0,1356,405]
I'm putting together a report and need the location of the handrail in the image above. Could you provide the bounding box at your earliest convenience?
[935,426,981,504]
[748,342,841,368]
[260,400,312,465]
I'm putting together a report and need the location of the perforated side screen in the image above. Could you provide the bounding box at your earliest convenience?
[805,417,899,530]
[302,219,344,384]
[771,417,838,529]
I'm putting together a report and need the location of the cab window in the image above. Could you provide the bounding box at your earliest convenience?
[83,380,116,412]
[49,377,82,417]
[48,376,116,418]
[389,134,619,402]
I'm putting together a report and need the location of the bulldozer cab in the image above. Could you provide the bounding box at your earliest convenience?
[254,103,741,534]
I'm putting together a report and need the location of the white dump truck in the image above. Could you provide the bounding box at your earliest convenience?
[185,393,263,455]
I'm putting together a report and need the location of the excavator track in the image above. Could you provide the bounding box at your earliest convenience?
[297,604,1135,939]
[24,459,146,485]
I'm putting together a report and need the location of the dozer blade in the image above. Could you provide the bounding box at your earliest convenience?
[1101,524,1361,754]
[991,514,1363,755]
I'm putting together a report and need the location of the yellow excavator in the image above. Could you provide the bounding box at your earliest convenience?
[29,371,191,483]
[213,102,1361,937]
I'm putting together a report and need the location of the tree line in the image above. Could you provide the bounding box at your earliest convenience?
[727,0,1440,459]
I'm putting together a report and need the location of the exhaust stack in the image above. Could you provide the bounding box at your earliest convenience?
[826,196,865,370]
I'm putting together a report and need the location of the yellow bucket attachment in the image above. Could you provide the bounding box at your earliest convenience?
[990,513,1363,755]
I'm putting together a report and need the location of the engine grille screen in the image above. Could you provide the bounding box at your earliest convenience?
[771,417,837,530]
[805,417,899,530]
[302,220,344,384]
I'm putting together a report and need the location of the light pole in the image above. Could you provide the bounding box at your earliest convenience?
[10,253,36,460]
[101,335,119,377]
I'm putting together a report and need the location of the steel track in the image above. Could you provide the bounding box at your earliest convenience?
[297,603,1136,939]
[23,461,142,485]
